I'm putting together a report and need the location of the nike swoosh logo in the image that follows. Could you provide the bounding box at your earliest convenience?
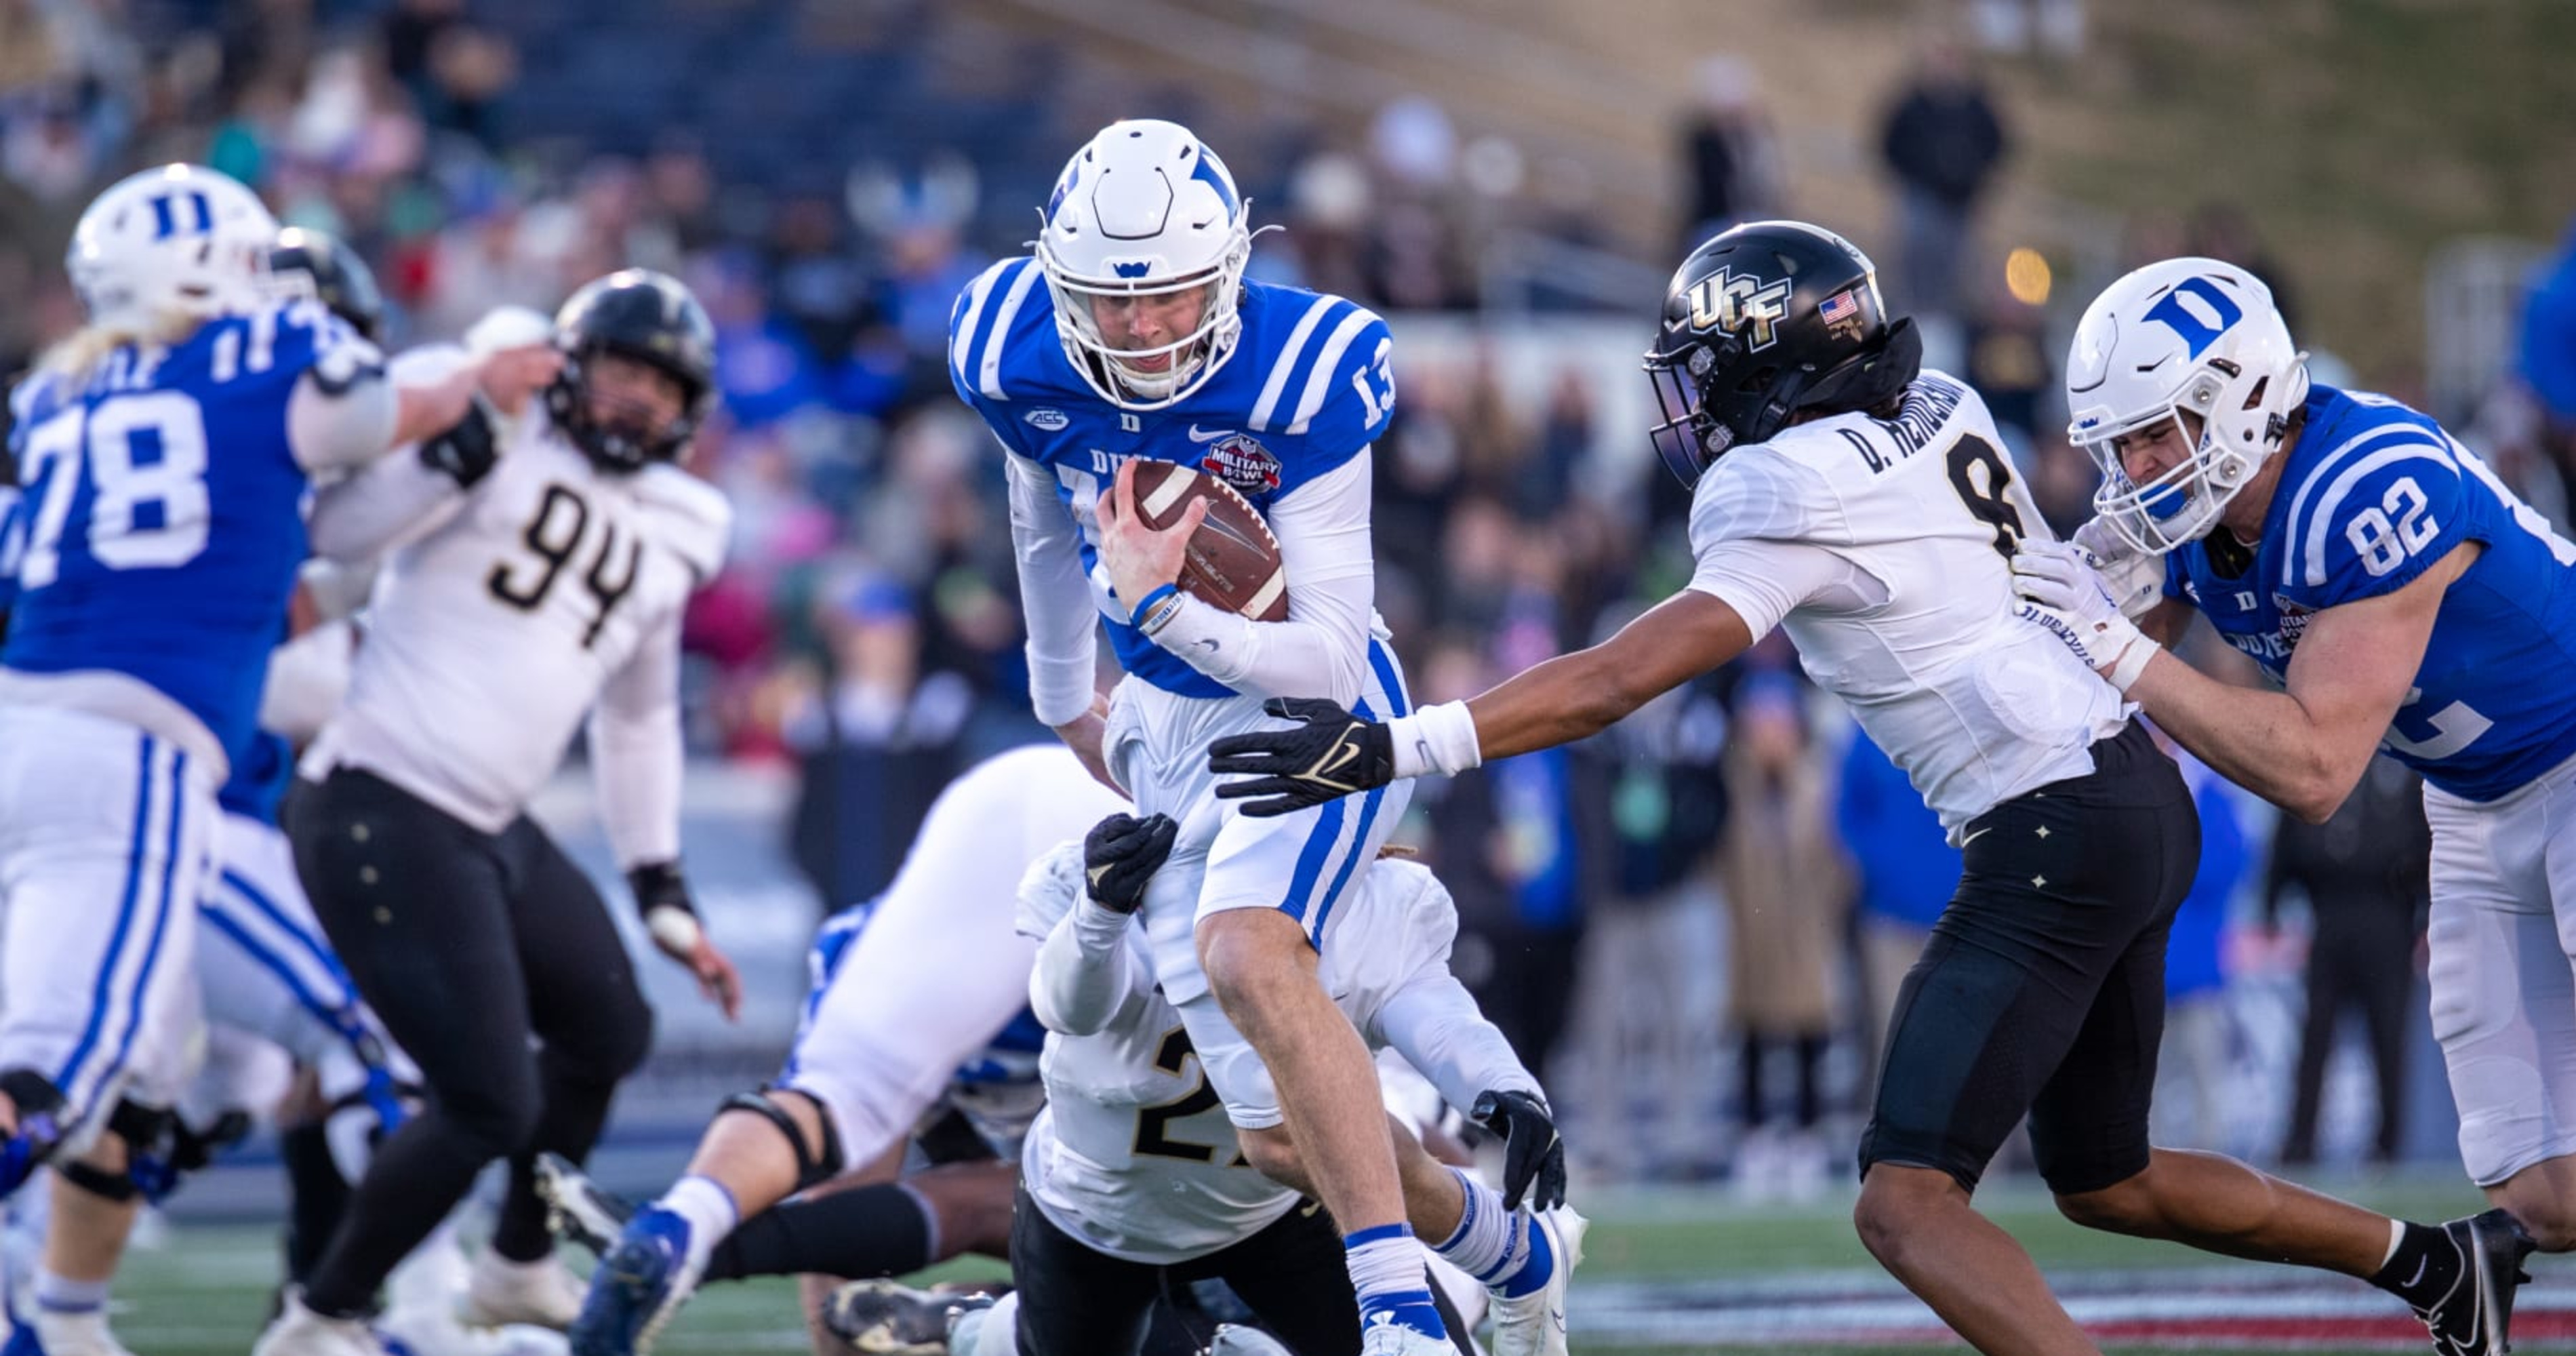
[2404,1255,2428,1290]
[1961,826,1993,847]
[1187,425,1233,443]
[1087,864,1112,888]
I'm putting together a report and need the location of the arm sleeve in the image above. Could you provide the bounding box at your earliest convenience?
[1007,450,1103,727]
[1028,900,1149,1037]
[305,451,468,563]
[1149,449,1375,705]
[1371,971,1544,1117]
[588,610,685,869]
[1687,536,1880,641]
[285,366,399,474]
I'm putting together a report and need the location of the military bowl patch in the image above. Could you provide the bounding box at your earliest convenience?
[1199,434,1283,495]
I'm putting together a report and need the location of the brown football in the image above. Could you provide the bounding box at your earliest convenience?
[1129,460,1289,622]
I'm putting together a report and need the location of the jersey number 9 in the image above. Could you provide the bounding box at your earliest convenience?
[486,482,642,647]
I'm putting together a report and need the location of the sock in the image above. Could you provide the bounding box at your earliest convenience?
[1344,1223,1447,1339]
[33,1269,108,1317]
[657,1175,740,1271]
[704,1182,933,1283]
[2373,1220,2464,1310]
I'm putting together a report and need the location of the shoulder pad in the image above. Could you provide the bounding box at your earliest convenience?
[1243,294,1393,460]
[1691,446,1832,548]
[631,465,732,582]
[2277,421,2468,604]
[948,258,1050,405]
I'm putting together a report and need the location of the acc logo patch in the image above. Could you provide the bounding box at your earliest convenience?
[1199,433,1283,495]
[1687,266,1793,351]
[1024,408,1071,431]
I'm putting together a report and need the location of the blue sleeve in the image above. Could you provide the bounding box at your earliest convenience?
[0,487,21,612]
[2280,432,2473,609]
[1279,307,1395,480]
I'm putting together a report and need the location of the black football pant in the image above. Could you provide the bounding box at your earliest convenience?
[292,766,654,1317]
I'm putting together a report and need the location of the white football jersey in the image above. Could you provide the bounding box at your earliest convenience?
[304,408,727,835]
[1018,856,1487,1266]
[1687,371,2127,833]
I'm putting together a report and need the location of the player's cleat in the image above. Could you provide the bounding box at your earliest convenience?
[1356,1315,1457,1356]
[10,1307,139,1356]
[460,1251,584,1332]
[2414,1208,2536,1356]
[1203,1325,1293,1356]
[1487,1208,1586,1356]
[819,1279,998,1355]
[254,1289,392,1356]
[534,1154,632,1258]
[567,1208,701,1356]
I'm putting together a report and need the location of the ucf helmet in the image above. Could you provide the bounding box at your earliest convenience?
[269,228,388,342]
[1643,220,1921,488]
[545,268,717,472]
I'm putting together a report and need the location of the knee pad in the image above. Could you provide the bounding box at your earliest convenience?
[718,1089,844,1193]
[59,1099,182,1204]
[0,1069,70,1199]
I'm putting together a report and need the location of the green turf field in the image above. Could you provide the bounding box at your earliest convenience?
[97,1174,2570,1355]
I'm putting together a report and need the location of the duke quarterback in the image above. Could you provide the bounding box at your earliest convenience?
[255,269,740,1356]
[1207,220,2522,1356]
[948,117,1574,1356]
[2015,256,2576,1325]
[0,165,484,1356]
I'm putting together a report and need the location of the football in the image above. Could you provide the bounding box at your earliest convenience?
[1128,460,1290,622]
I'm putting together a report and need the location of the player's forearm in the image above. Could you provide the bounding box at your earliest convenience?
[390,363,483,447]
[1150,586,1368,706]
[1028,902,1142,1037]
[592,624,687,868]
[306,452,464,563]
[1375,977,1542,1117]
[2125,652,2361,823]
[1009,461,1100,727]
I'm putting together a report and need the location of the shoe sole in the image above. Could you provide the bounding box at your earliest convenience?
[2468,1213,2537,1356]
[536,1154,631,1257]
[822,1281,949,1355]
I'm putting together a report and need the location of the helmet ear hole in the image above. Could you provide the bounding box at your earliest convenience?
[2240,376,2270,411]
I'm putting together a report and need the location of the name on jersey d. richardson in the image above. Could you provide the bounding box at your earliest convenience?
[1835,379,1964,475]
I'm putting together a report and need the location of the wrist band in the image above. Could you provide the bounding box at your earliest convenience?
[1128,583,1180,631]
[2106,634,2157,693]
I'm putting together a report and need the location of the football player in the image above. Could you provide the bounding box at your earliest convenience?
[825,816,1556,1356]
[2013,258,2571,1302]
[1205,221,2522,1356]
[952,118,1567,1356]
[252,269,741,1356]
[0,165,490,1356]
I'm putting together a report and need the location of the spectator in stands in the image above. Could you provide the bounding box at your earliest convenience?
[2152,740,2254,1153]
[1675,53,1782,251]
[1877,36,2007,322]
[2518,214,2576,470]
[2271,759,2434,1168]
[1836,728,1958,1091]
[1720,673,1850,1199]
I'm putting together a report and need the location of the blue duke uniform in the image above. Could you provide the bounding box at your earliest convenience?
[949,263,1415,1129]
[2162,382,2576,1184]
[0,301,374,1140]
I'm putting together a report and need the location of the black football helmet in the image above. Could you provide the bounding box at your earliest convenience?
[269,228,387,342]
[1643,220,1923,487]
[546,268,717,472]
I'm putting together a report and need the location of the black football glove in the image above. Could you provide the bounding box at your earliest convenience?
[1470,1088,1566,1212]
[626,859,696,923]
[419,395,500,488]
[1083,812,1178,915]
[1207,698,1394,818]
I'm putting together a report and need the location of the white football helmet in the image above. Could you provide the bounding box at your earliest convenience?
[1035,119,1253,411]
[66,163,281,331]
[2065,257,2309,554]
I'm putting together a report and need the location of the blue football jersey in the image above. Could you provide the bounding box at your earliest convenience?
[948,260,1395,699]
[2165,384,2576,801]
[3,301,364,775]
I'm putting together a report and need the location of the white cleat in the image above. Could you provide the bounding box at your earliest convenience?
[254,1289,391,1356]
[1486,1208,1586,1356]
[21,1309,138,1356]
[459,1251,584,1332]
[1356,1316,1460,1356]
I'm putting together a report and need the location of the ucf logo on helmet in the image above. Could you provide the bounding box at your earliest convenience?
[1687,268,1792,351]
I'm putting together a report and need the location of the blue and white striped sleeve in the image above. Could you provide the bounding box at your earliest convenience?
[2276,424,2472,610]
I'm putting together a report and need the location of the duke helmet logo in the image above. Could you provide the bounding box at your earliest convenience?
[1024,408,1071,431]
[1687,267,1793,352]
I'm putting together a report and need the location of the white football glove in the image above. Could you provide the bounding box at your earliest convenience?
[2072,516,2169,622]
[2011,538,2157,691]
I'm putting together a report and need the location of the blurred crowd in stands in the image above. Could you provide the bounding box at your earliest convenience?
[12,0,2576,1187]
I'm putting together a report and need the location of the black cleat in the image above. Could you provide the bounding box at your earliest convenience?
[534,1151,634,1257]
[2416,1208,2537,1356]
[819,1280,998,1355]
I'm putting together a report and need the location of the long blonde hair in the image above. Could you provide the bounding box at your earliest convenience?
[37,311,207,386]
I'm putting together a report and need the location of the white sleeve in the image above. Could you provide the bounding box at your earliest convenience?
[1007,452,1102,728]
[258,618,355,742]
[1686,537,1883,641]
[1371,971,1543,1118]
[306,452,468,563]
[588,611,685,869]
[285,365,399,474]
[1028,901,1150,1037]
[1148,448,1375,705]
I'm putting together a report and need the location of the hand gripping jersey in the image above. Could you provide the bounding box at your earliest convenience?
[1686,371,2131,833]
[302,404,729,837]
[2,300,382,778]
[948,261,1394,700]
[2165,384,2576,801]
